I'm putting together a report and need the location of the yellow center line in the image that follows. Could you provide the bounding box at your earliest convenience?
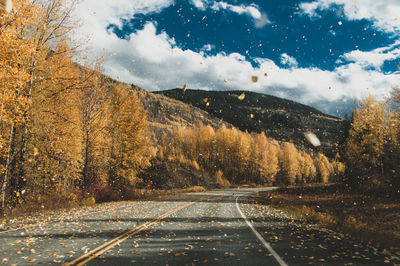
[63,198,204,266]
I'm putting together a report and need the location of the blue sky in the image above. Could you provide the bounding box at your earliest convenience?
[74,0,400,117]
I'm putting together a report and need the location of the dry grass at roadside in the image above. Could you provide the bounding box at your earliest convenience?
[256,184,400,254]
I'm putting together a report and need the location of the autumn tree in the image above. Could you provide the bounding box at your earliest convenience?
[344,96,388,187]
[108,84,150,191]
[314,153,333,183]
[298,151,316,184]
[231,130,251,183]
[197,124,215,167]
[11,0,79,186]
[0,0,40,210]
[249,133,279,184]
[1,0,103,210]
[22,42,81,195]
[277,142,299,186]
[75,67,110,190]
[214,125,236,181]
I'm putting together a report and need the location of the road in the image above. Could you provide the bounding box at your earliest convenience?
[0,188,398,265]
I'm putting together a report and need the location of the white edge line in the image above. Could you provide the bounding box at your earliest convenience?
[235,196,288,266]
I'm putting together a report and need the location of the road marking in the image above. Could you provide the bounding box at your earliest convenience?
[235,196,288,266]
[63,199,201,266]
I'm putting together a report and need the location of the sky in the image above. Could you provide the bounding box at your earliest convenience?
[73,0,400,117]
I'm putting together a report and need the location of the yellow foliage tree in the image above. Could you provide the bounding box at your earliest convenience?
[314,153,333,183]
[250,133,279,184]
[298,151,316,184]
[1,0,80,209]
[277,142,299,186]
[108,84,150,190]
[344,96,387,186]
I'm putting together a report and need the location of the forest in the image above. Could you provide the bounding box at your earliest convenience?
[0,0,399,216]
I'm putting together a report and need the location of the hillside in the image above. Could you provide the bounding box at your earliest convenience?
[155,89,343,156]
[130,85,231,134]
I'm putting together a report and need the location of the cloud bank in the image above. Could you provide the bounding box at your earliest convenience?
[73,0,400,117]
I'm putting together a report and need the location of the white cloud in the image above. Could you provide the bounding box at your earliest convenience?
[190,0,206,10]
[280,53,298,68]
[341,42,400,69]
[73,0,400,116]
[189,0,270,28]
[299,0,400,33]
[201,44,215,52]
[73,0,174,38]
[254,13,270,28]
[210,2,261,19]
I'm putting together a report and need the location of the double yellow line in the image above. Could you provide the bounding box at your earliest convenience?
[63,200,200,266]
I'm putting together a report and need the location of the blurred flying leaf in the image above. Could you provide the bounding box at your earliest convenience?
[304,131,321,147]
[182,84,187,92]
[251,76,258,83]
[238,93,245,101]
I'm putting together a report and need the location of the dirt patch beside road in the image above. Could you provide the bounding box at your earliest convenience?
[253,184,400,255]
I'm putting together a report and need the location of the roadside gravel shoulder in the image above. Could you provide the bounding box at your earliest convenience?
[237,194,400,265]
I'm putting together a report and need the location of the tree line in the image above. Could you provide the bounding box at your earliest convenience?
[153,124,345,187]
[0,0,150,214]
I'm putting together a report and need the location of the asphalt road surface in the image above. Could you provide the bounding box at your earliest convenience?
[0,188,398,265]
